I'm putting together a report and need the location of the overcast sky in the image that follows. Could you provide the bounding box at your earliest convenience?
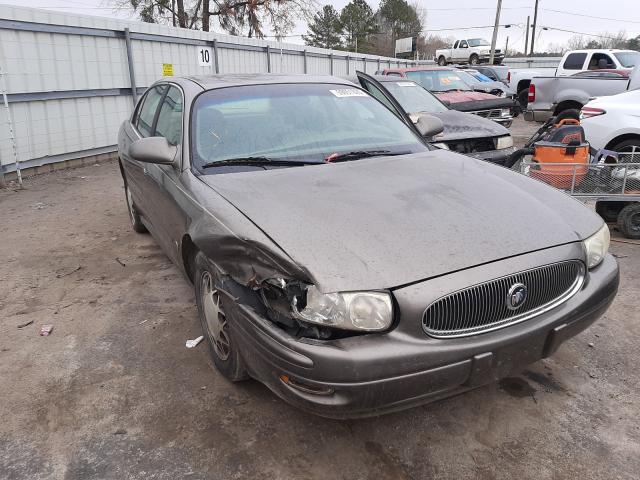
[2,0,639,52]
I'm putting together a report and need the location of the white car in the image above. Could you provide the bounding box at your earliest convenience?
[581,89,640,157]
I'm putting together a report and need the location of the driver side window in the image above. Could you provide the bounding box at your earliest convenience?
[459,40,468,48]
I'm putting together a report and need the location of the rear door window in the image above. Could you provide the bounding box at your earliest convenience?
[135,86,167,137]
[563,52,588,70]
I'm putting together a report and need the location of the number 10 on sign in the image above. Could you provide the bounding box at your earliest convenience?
[198,47,213,67]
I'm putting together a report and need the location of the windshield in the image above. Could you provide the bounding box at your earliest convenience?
[468,71,493,82]
[382,81,449,114]
[405,70,472,92]
[614,51,639,68]
[468,38,490,47]
[190,83,427,171]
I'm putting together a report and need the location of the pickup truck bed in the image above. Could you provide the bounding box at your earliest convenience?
[525,75,634,122]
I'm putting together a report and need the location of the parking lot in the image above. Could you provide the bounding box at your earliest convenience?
[1,117,639,479]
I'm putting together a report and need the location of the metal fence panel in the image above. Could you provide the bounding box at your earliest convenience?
[1,4,541,175]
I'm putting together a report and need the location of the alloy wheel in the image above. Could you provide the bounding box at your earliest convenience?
[200,271,231,361]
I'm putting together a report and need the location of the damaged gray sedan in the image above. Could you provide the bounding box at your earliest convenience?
[117,75,619,418]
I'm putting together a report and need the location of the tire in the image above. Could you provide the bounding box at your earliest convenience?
[617,203,640,239]
[469,54,479,65]
[124,181,147,233]
[517,89,528,109]
[194,252,249,382]
[438,56,447,66]
[596,201,625,223]
[610,138,640,162]
[494,58,503,65]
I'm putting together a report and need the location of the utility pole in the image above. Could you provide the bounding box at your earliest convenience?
[505,36,509,57]
[524,15,530,56]
[530,0,539,55]
[489,0,503,65]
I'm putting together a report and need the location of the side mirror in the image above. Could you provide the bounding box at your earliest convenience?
[414,114,445,138]
[129,136,177,165]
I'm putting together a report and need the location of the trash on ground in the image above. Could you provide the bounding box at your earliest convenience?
[139,319,148,325]
[17,320,34,329]
[55,265,82,278]
[588,342,595,348]
[40,325,54,336]
[115,257,126,267]
[186,335,204,348]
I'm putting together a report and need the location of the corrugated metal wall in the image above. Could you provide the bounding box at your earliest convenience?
[0,5,419,174]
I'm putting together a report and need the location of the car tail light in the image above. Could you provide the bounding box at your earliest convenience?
[580,107,606,119]
[507,71,511,83]
[528,84,536,103]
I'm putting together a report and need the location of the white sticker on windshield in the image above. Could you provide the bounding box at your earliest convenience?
[329,88,369,98]
[396,82,417,87]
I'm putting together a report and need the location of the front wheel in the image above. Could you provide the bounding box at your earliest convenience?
[194,252,249,382]
[437,56,447,66]
[469,54,479,65]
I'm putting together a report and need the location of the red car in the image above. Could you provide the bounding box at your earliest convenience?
[382,66,515,127]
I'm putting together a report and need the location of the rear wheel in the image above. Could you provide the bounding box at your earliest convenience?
[438,56,447,66]
[617,203,640,239]
[124,182,147,233]
[194,252,249,382]
[469,54,479,65]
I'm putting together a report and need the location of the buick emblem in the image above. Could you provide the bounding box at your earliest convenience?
[506,283,528,310]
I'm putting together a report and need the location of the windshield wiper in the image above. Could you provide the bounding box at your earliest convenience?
[202,156,321,169]
[325,150,409,162]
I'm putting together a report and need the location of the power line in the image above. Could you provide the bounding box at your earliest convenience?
[541,8,640,25]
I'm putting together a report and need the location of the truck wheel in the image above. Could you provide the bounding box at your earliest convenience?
[438,56,447,66]
[194,252,249,382]
[469,54,479,65]
[596,201,625,223]
[517,89,528,109]
[493,58,503,65]
[617,203,640,239]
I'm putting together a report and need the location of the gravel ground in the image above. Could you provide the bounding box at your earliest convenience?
[1,117,639,479]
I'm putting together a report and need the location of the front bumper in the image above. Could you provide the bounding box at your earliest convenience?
[226,251,618,419]
[524,109,553,122]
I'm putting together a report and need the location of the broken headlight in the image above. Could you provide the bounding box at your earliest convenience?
[583,223,610,269]
[292,286,393,332]
[495,135,513,150]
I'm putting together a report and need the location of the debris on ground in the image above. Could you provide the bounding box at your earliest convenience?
[115,257,126,267]
[40,325,54,336]
[55,265,82,278]
[139,319,148,325]
[588,342,595,348]
[31,202,47,210]
[185,336,204,348]
[17,320,34,329]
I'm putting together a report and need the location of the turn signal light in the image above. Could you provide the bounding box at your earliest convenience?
[280,375,334,396]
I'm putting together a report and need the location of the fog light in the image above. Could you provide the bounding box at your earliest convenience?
[280,375,334,396]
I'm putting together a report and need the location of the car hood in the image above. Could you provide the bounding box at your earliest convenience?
[429,110,509,141]
[467,80,516,96]
[201,152,601,293]
[434,90,499,104]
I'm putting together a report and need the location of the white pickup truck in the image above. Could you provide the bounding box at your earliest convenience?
[524,65,640,122]
[435,38,504,66]
[510,49,639,108]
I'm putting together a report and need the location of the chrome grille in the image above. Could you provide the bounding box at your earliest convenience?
[473,109,504,119]
[422,261,585,338]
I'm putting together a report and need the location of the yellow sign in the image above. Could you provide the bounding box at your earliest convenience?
[162,63,173,76]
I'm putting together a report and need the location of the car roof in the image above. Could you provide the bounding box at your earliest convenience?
[169,74,357,90]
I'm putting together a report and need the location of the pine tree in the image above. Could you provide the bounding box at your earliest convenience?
[303,5,344,50]
[340,0,378,53]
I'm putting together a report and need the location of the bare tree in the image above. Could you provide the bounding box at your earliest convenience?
[115,0,315,38]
